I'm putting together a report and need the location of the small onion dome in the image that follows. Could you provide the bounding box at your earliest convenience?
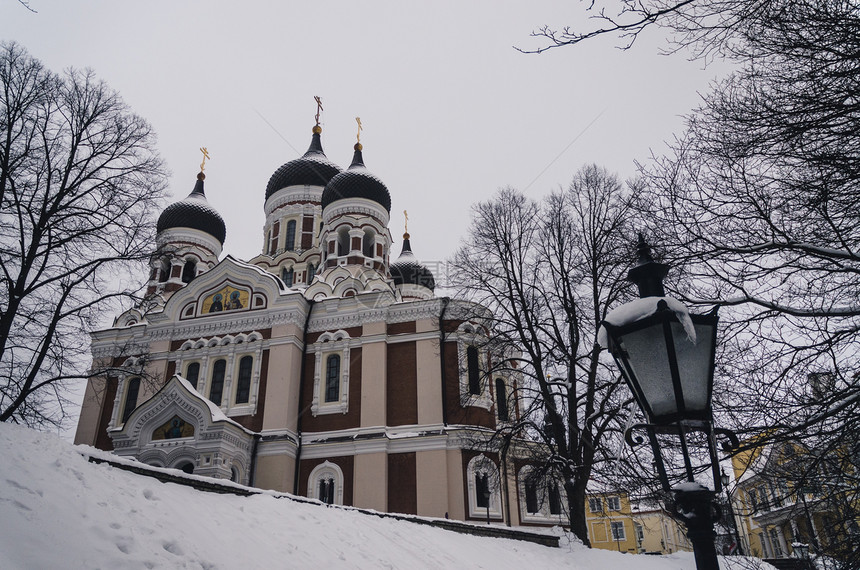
[157,172,226,245]
[321,143,391,213]
[265,126,343,199]
[390,234,435,291]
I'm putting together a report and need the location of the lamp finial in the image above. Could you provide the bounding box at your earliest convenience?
[627,234,669,297]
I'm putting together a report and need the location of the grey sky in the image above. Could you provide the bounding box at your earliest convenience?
[3,1,727,271]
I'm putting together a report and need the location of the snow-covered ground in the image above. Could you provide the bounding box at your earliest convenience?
[0,423,771,569]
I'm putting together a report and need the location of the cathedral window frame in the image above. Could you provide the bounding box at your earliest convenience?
[109,356,147,428]
[285,219,297,252]
[495,377,511,422]
[158,256,171,283]
[232,354,254,405]
[336,227,350,257]
[281,266,294,288]
[208,358,227,405]
[175,332,264,416]
[455,323,492,410]
[466,454,503,519]
[184,361,202,391]
[324,354,341,403]
[311,330,352,416]
[268,220,280,255]
[362,228,376,258]
[307,461,344,505]
[121,376,141,423]
[181,257,198,284]
[517,465,567,523]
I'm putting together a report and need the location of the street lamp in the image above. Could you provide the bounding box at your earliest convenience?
[793,542,810,560]
[601,236,738,570]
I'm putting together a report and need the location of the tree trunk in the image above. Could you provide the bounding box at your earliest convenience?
[567,477,590,546]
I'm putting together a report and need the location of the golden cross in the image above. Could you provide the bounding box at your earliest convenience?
[199,147,210,171]
[356,117,363,143]
[404,210,409,234]
[314,96,323,126]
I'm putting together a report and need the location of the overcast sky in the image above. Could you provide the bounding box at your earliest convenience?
[3,1,728,273]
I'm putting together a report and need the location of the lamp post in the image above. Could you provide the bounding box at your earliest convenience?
[601,236,737,570]
[720,468,745,555]
[793,542,810,559]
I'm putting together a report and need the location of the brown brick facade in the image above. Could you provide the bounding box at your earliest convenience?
[387,341,417,426]
[301,347,362,432]
[387,452,417,515]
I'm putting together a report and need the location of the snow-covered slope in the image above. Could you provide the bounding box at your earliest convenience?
[0,423,764,569]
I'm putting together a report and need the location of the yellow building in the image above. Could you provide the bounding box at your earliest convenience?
[585,480,693,555]
[584,489,640,553]
[731,438,859,562]
[631,504,692,555]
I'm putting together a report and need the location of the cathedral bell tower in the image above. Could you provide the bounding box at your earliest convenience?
[317,118,392,292]
[148,150,226,297]
[253,97,342,288]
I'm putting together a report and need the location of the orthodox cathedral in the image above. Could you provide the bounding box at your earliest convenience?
[74,113,565,526]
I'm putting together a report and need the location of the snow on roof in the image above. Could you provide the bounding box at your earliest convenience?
[173,375,256,435]
[598,296,696,349]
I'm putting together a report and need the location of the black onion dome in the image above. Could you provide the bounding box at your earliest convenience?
[321,144,391,212]
[157,173,226,245]
[390,235,435,291]
[265,127,343,199]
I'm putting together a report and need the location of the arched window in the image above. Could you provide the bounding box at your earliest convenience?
[337,227,350,256]
[519,466,566,521]
[525,479,539,513]
[307,461,344,506]
[467,346,481,395]
[307,263,316,284]
[121,377,141,422]
[311,332,352,416]
[476,472,490,508]
[185,362,200,390]
[235,355,253,404]
[282,267,294,288]
[158,257,171,283]
[325,354,340,403]
[285,220,297,251]
[181,259,197,283]
[268,222,279,255]
[363,229,375,257]
[319,476,335,504]
[467,455,501,519]
[209,359,226,405]
[495,378,508,421]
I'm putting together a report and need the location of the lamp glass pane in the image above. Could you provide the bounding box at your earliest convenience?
[671,321,714,415]
[618,323,676,418]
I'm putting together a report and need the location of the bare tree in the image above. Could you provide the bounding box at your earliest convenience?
[629,0,860,433]
[615,2,860,562]
[519,0,860,561]
[518,0,852,61]
[0,42,167,428]
[449,166,638,544]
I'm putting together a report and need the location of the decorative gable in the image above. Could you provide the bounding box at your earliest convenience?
[152,255,288,323]
[109,375,255,484]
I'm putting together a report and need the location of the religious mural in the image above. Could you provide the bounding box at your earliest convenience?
[202,285,249,314]
[152,415,195,440]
